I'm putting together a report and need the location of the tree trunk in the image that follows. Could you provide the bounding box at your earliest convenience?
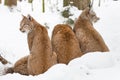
[0,55,9,64]
[63,0,91,10]
[4,0,17,7]
[42,0,45,13]
[28,0,33,3]
[98,0,101,6]
[63,0,71,7]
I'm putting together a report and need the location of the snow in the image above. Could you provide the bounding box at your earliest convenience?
[68,52,115,69]
[0,0,120,80]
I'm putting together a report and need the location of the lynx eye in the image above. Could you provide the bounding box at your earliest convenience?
[24,24,29,27]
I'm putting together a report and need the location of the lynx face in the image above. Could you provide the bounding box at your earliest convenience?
[20,15,34,33]
[88,9,100,23]
[81,7,100,23]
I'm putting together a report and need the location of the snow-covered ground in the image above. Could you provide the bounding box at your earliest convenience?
[0,0,120,80]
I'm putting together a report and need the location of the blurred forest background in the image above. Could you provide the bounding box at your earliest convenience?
[0,0,91,11]
[0,0,118,27]
[0,0,94,26]
[0,0,118,12]
[0,0,117,26]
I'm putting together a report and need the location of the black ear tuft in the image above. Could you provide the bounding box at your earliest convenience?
[84,7,90,14]
[27,14,32,21]
[22,14,25,18]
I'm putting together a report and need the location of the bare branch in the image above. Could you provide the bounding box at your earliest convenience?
[0,55,9,65]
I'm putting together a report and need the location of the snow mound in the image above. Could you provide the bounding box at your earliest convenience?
[68,52,115,69]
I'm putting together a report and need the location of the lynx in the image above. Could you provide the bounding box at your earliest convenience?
[51,24,83,64]
[73,7,109,54]
[6,15,57,75]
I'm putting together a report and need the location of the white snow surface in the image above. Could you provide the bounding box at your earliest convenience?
[0,0,120,80]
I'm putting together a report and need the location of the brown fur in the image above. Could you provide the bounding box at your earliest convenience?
[51,24,83,64]
[6,15,57,75]
[13,56,29,75]
[73,7,109,54]
[27,31,34,51]
[23,15,57,75]
[6,55,29,75]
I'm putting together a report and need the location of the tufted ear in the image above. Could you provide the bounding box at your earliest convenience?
[27,14,32,21]
[80,7,90,20]
[85,7,90,14]
[21,14,25,18]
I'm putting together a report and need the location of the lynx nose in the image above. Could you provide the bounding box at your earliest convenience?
[19,28,25,33]
[19,28,22,31]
